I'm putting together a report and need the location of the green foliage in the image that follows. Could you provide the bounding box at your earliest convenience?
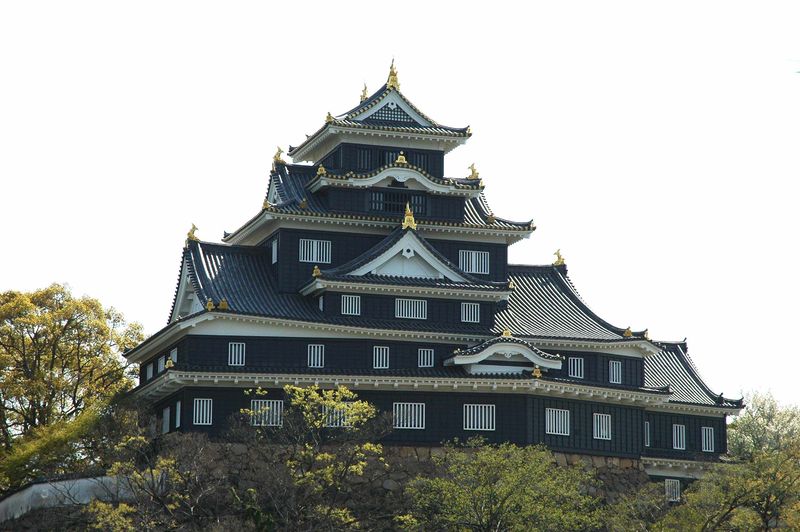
[403,440,602,532]
[728,392,800,460]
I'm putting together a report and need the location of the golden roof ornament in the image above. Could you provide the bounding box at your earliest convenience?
[468,163,480,180]
[218,298,229,311]
[164,358,174,369]
[186,224,199,246]
[386,59,400,90]
[325,112,334,123]
[299,198,308,209]
[402,202,417,230]
[262,198,271,210]
[273,146,285,164]
[316,165,327,177]
[205,298,215,311]
[502,328,512,338]
[486,214,496,224]
[643,329,650,341]
[507,279,516,290]
[623,327,633,338]
[533,365,542,379]
[312,265,322,278]
[395,151,408,165]
[360,83,368,102]
[553,249,565,266]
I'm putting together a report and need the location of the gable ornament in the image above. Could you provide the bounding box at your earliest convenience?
[401,202,417,230]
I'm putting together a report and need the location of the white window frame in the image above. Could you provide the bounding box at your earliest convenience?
[308,344,325,368]
[251,399,284,427]
[228,342,246,366]
[323,404,351,428]
[193,398,213,426]
[318,296,324,312]
[673,424,686,450]
[463,404,496,431]
[608,360,622,384]
[665,479,681,502]
[298,238,331,264]
[341,294,361,316]
[373,346,390,369]
[175,400,181,428]
[395,298,427,320]
[145,363,153,380]
[568,357,584,379]
[157,355,165,373]
[593,413,612,440]
[418,348,434,368]
[271,238,278,264]
[644,421,651,447]
[701,426,714,452]
[545,408,570,436]
[169,347,178,364]
[459,250,490,274]
[393,402,425,430]
[161,406,170,434]
[461,302,480,323]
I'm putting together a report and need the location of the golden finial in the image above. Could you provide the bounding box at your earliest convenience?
[164,358,174,369]
[312,265,322,278]
[218,298,229,311]
[325,112,334,123]
[643,329,650,340]
[501,328,512,338]
[623,327,633,338]
[507,280,516,290]
[402,202,417,230]
[468,163,480,180]
[262,198,271,210]
[533,365,542,379]
[387,59,400,90]
[553,249,565,266]
[186,224,199,245]
[299,198,308,209]
[205,298,215,311]
[316,165,327,177]
[360,83,368,102]
[395,151,408,165]
[273,146,285,164]
[486,214,496,224]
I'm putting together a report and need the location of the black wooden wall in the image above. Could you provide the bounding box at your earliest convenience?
[318,143,445,178]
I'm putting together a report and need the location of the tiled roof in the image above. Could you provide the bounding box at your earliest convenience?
[454,335,562,361]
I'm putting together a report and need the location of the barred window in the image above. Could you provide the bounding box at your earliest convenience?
[175,401,181,428]
[298,239,331,263]
[463,404,495,431]
[228,342,246,366]
[341,295,361,316]
[251,399,283,427]
[193,398,213,425]
[145,363,153,380]
[644,421,651,447]
[308,344,325,368]
[673,424,686,450]
[271,238,278,264]
[702,426,714,452]
[568,357,584,379]
[609,360,622,384]
[418,348,434,368]
[318,296,324,312]
[461,302,480,323]
[355,148,371,170]
[407,151,428,169]
[395,298,427,320]
[665,479,681,502]
[593,413,612,440]
[459,250,490,274]
[323,405,351,427]
[545,408,570,436]
[393,402,425,429]
[170,347,178,365]
[157,355,165,373]
[161,406,170,434]
[373,346,389,369]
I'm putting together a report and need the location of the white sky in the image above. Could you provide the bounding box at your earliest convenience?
[2,2,799,406]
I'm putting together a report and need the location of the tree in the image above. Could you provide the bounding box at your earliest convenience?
[0,284,143,448]
[727,392,800,460]
[402,440,602,532]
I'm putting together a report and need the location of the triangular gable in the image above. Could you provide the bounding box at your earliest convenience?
[348,91,433,127]
[347,230,468,281]
[169,257,204,323]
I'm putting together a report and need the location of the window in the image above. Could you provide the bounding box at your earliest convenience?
[418,348,434,368]
[157,355,165,373]
[568,357,584,379]
[308,344,325,368]
[271,238,278,264]
[410,193,426,215]
[665,479,681,502]
[175,401,181,428]
[169,348,178,365]
[459,250,490,274]
[145,363,153,380]
[228,342,246,366]
[318,296,324,312]
[545,408,570,436]
[161,406,170,434]
[373,346,389,369]
[702,426,714,452]
[368,190,427,214]
[251,399,283,427]
[608,360,622,384]
[408,151,428,169]
[644,421,651,447]
[461,302,480,323]
[395,298,427,320]
[393,402,425,429]
[593,413,612,440]
[341,295,361,316]
[673,424,686,450]
[298,239,331,264]
[463,404,495,431]
[323,405,351,427]
[355,148,371,170]
[193,398,213,425]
